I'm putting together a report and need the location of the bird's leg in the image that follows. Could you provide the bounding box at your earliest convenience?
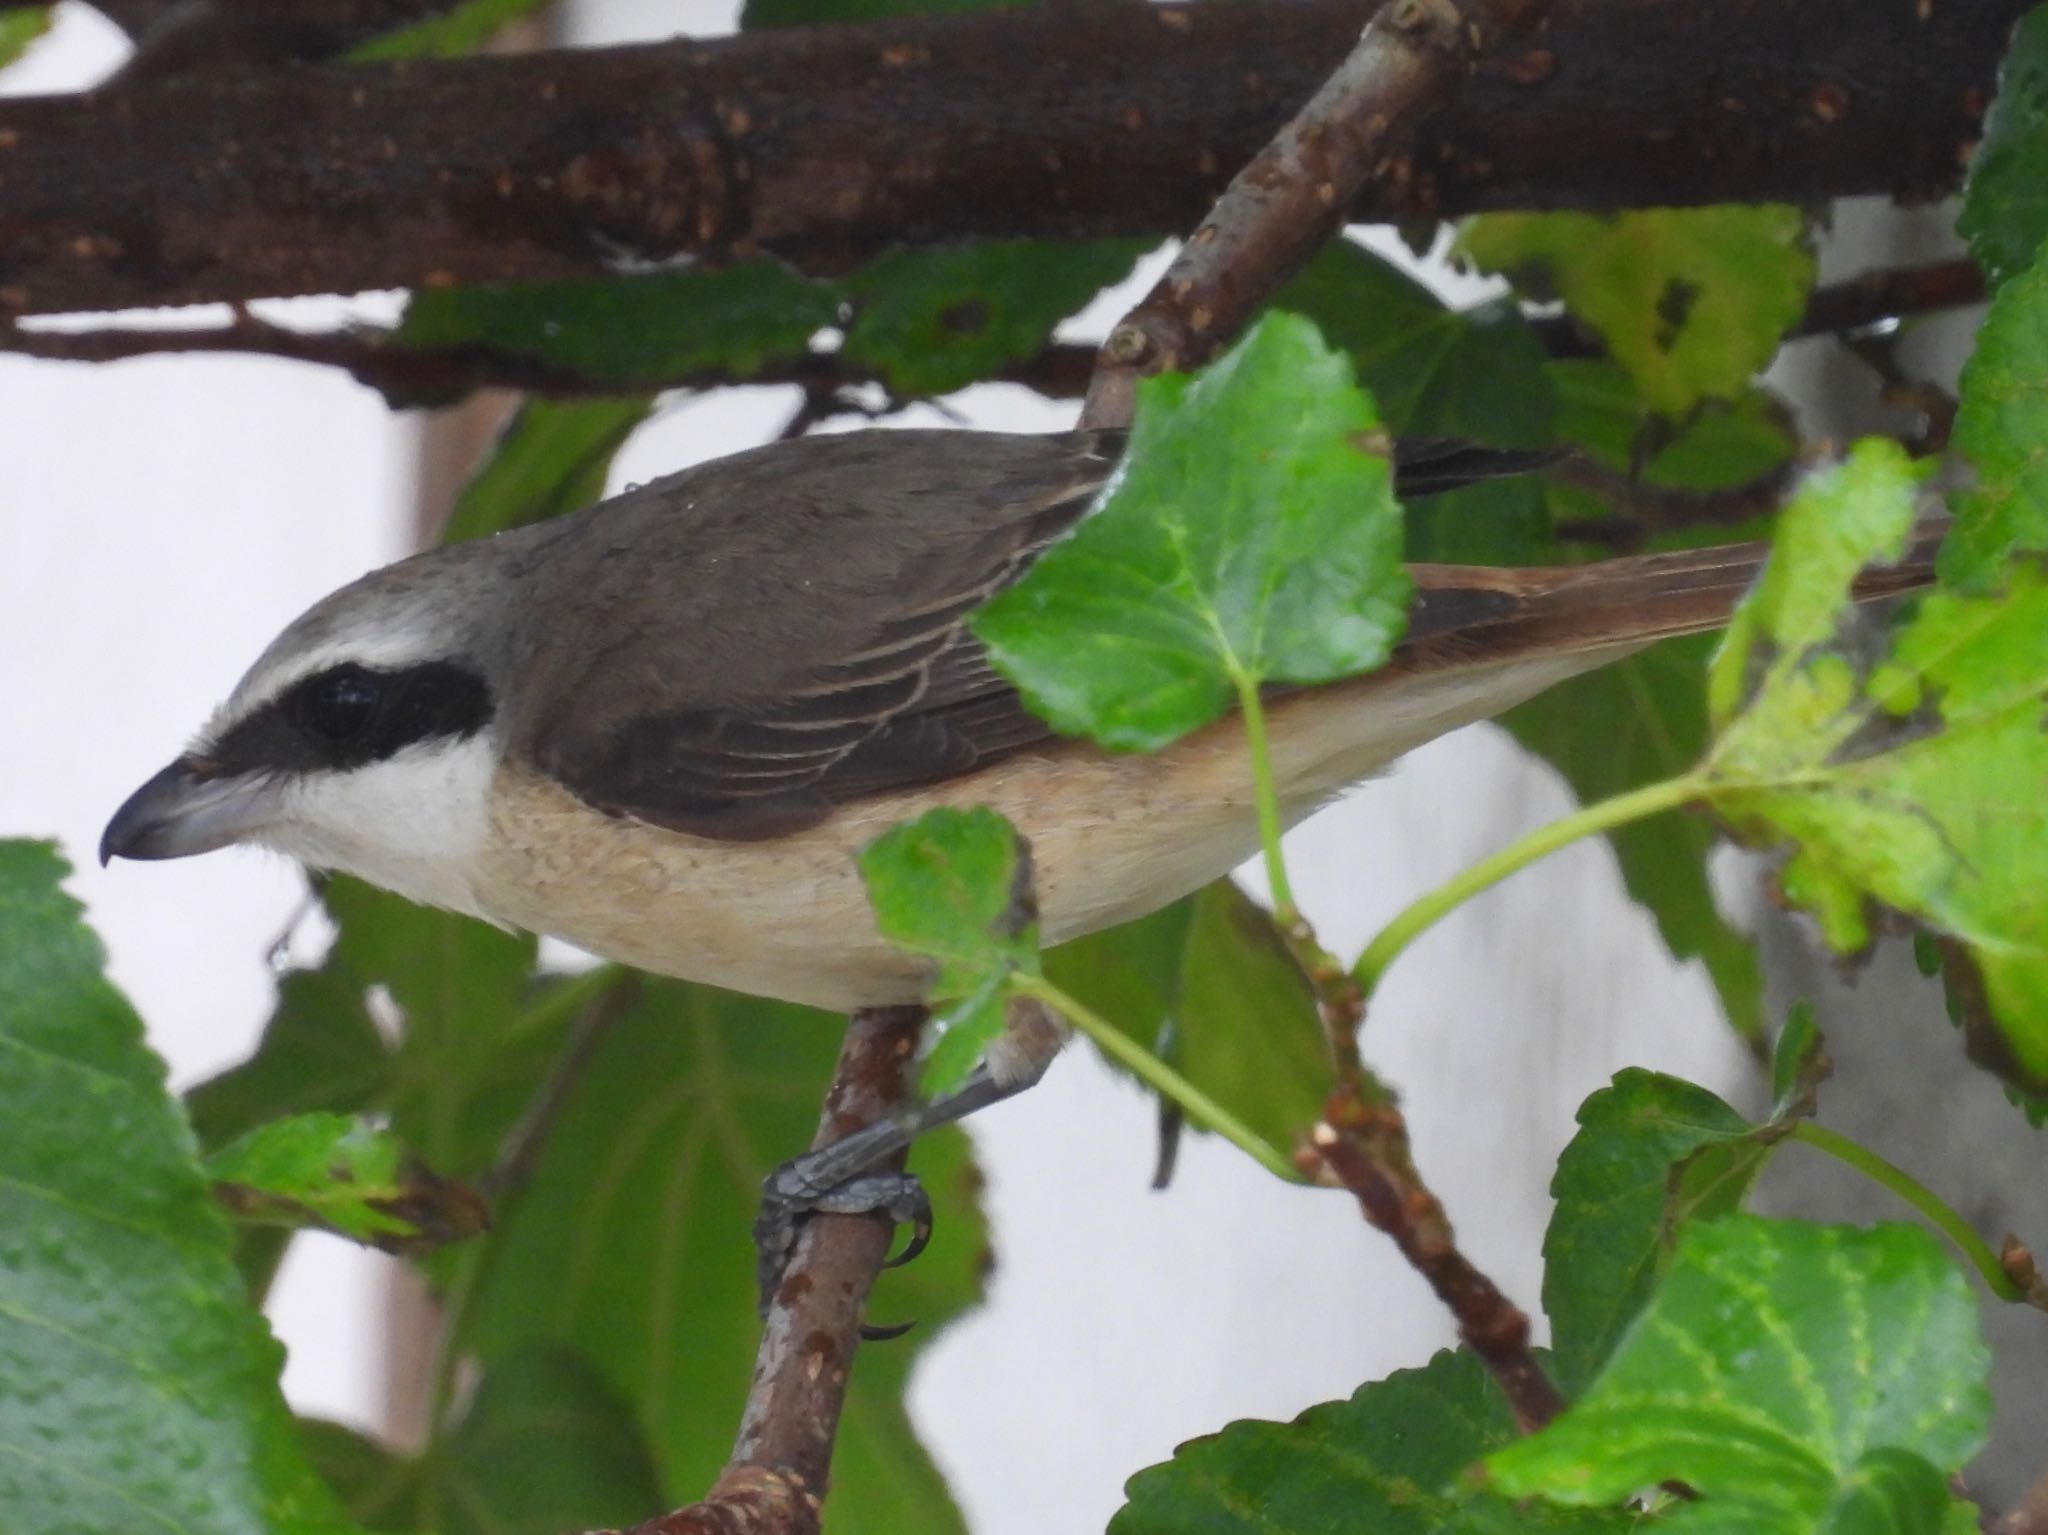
[753,999,1066,1314]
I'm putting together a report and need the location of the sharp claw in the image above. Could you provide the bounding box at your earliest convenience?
[753,1166,935,1314]
[859,1317,920,1343]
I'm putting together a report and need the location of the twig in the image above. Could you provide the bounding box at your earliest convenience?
[0,258,1982,413]
[1081,0,1557,427]
[590,1005,928,1535]
[0,317,1099,411]
[1550,456,1797,549]
[1303,1098,1565,1431]
[1994,1466,2048,1535]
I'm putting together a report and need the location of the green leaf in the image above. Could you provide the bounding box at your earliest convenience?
[1701,440,2048,1088]
[859,805,1041,1093]
[843,240,1146,396]
[439,397,653,545]
[300,1354,666,1535]
[1046,881,1332,1157]
[185,964,393,1152]
[1487,1216,1991,1533]
[319,877,554,1180]
[432,1351,667,1535]
[974,311,1410,750]
[1943,245,2048,589]
[0,5,51,70]
[1460,207,1814,419]
[1171,881,1332,1153]
[347,0,556,60]
[1542,1070,1763,1396]
[1545,359,1793,551]
[299,1420,426,1533]
[1111,1349,1631,1535]
[458,979,985,1535]
[1503,634,1763,1038]
[1769,1000,1827,1117]
[1957,7,2048,288]
[1275,239,1558,562]
[397,264,838,393]
[0,841,360,1534]
[207,1113,488,1253]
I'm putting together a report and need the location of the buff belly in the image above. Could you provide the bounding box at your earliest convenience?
[471,646,1633,1011]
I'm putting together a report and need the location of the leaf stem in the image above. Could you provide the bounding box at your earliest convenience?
[1790,1121,2024,1302]
[1012,973,1299,1182]
[1354,772,1704,995]
[1233,671,1297,919]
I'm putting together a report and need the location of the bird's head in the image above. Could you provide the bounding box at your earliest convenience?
[101,544,514,915]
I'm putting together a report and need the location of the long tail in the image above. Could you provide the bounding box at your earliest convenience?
[1401,522,1944,673]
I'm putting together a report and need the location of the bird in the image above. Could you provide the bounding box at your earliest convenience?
[102,427,1933,1017]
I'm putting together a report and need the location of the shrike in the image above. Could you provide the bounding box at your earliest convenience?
[102,429,1931,1003]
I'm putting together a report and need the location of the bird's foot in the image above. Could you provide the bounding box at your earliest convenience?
[754,1156,932,1332]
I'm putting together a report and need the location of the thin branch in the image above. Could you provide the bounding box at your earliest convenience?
[1303,1103,1565,1431]
[0,316,1100,410]
[1084,0,1558,426]
[1549,456,1796,549]
[0,0,2021,316]
[593,1005,928,1535]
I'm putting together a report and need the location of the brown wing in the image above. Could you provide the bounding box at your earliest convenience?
[510,430,1117,840]
[508,428,1576,841]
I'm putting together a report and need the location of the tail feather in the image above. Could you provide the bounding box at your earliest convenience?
[1401,522,1945,673]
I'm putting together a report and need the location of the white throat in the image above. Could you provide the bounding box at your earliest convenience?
[257,733,501,919]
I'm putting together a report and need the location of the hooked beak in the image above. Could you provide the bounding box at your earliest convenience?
[100,758,277,866]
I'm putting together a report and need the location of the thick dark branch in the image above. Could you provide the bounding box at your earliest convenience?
[0,0,2020,316]
[597,1005,927,1535]
[1085,0,1556,424]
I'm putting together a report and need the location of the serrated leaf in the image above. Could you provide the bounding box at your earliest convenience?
[185,964,393,1152]
[397,265,838,392]
[1543,1070,1763,1396]
[458,979,984,1535]
[1957,7,2048,287]
[0,841,360,1534]
[1275,239,1558,562]
[440,397,653,544]
[1111,1349,1630,1535]
[974,311,1410,750]
[0,5,51,70]
[1504,634,1763,1038]
[1488,1217,1991,1533]
[1701,441,2048,1088]
[1943,245,2048,589]
[843,240,1146,396]
[207,1113,487,1253]
[347,0,558,60]
[859,806,1040,1093]
[1461,207,1813,419]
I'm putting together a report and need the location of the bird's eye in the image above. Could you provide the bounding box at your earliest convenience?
[296,666,384,743]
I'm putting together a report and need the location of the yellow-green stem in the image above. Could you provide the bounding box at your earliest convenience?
[1791,1121,2024,1302]
[1233,672,1297,919]
[1354,773,1705,995]
[1014,973,1298,1182]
